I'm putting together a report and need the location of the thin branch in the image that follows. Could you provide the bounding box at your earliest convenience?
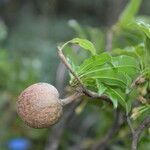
[83,89,112,104]
[61,92,84,106]
[92,109,123,150]
[132,116,150,150]
[127,115,135,135]
[57,46,84,89]
[57,46,112,104]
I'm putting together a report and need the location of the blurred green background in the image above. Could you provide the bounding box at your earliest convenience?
[0,0,149,150]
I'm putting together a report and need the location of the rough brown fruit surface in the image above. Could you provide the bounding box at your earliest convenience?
[17,83,63,128]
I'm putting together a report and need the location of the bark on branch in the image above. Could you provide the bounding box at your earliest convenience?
[131,116,150,150]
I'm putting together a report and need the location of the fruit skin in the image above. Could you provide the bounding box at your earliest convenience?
[17,83,63,128]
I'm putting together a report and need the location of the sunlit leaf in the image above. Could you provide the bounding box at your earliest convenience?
[76,53,111,75]
[96,79,107,95]
[133,21,150,38]
[105,88,126,109]
[70,38,97,55]
[71,53,140,111]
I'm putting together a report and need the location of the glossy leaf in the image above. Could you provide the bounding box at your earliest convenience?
[133,21,150,38]
[70,38,97,55]
[96,79,107,95]
[76,53,111,75]
[71,53,140,111]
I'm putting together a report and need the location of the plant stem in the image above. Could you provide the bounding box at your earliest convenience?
[57,46,112,104]
[58,46,84,89]
[131,116,150,150]
[127,115,135,135]
[61,92,84,106]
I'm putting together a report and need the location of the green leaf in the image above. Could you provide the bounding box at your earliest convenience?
[132,21,150,66]
[145,37,150,66]
[71,55,139,96]
[118,0,143,27]
[111,47,141,58]
[96,79,107,95]
[82,73,127,90]
[105,88,119,108]
[111,55,140,77]
[76,53,111,75]
[69,49,139,112]
[73,55,139,112]
[106,88,126,110]
[146,37,150,50]
[133,21,150,38]
[124,74,133,93]
[70,38,97,55]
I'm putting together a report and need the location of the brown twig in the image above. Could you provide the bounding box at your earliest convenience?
[83,89,112,104]
[57,46,84,88]
[126,115,135,136]
[61,92,84,106]
[92,109,123,150]
[131,116,150,150]
[57,46,112,104]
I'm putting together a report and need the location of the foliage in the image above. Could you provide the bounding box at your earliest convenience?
[58,0,150,149]
[60,18,150,116]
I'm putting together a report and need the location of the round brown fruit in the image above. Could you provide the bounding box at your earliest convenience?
[17,83,63,128]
